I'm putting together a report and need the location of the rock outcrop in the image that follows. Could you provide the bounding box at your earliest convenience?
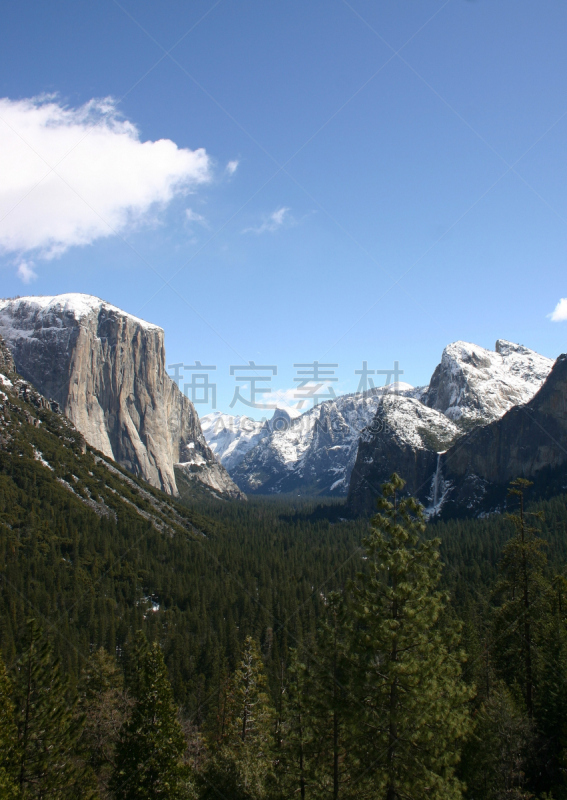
[435,353,567,516]
[0,294,244,499]
[0,333,15,374]
[347,395,461,514]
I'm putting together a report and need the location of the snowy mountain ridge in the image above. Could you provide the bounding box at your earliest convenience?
[0,293,161,331]
[220,340,554,497]
[229,384,419,495]
[423,339,552,424]
[200,406,303,471]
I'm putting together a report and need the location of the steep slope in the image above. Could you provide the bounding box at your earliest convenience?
[0,294,243,499]
[0,348,220,536]
[230,387,416,496]
[434,352,567,516]
[422,339,553,425]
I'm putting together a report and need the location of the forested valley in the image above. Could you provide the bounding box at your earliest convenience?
[2,408,567,800]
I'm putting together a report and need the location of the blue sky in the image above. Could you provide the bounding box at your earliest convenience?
[1,0,567,417]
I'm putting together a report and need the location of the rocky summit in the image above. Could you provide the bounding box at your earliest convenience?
[0,294,243,500]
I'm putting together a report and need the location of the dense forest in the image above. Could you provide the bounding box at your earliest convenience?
[2,385,567,797]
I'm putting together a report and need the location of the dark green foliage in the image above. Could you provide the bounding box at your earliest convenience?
[4,375,567,798]
[14,620,87,799]
[201,636,274,799]
[461,683,535,800]
[272,648,313,799]
[78,647,133,799]
[0,650,20,799]
[492,479,548,717]
[0,382,364,717]
[349,473,472,800]
[307,594,356,798]
[111,632,191,800]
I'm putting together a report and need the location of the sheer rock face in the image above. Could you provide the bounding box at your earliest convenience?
[437,353,567,516]
[0,294,244,499]
[0,334,15,374]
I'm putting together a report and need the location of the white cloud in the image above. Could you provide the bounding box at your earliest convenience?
[549,298,567,321]
[16,260,37,283]
[259,388,302,413]
[226,159,239,176]
[0,95,211,261]
[185,208,208,227]
[243,206,290,234]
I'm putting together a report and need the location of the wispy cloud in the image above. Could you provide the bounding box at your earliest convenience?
[549,298,567,321]
[16,260,37,283]
[185,208,208,227]
[226,159,239,176]
[259,387,302,413]
[243,206,290,235]
[0,95,211,269]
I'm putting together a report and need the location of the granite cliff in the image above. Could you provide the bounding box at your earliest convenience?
[0,293,244,499]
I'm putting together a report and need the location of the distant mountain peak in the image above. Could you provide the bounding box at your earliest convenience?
[423,339,553,424]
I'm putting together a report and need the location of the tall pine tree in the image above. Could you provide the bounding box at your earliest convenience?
[78,646,133,799]
[200,636,274,800]
[492,478,548,718]
[111,632,191,800]
[350,474,472,800]
[308,593,356,799]
[14,620,86,800]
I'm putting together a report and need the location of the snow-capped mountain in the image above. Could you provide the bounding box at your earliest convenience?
[348,340,554,514]
[227,340,553,501]
[427,352,567,518]
[200,406,301,472]
[229,384,417,496]
[0,293,243,500]
[423,340,552,424]
[200,412,267,471]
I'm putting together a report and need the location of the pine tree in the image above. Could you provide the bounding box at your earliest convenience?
[307,593,356,799]
[461,682,535,800]
[200,636,274,799]
[14,619,86,799]
[78,647,133,798]
[0,650,20,799]
[111,632,191,800]
[349,473,472,800]
[272,649,314,800]
[493,479,548,718]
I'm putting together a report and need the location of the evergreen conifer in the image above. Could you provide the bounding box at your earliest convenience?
[111,632,191,800]
[14,620,85,799]
[0,651,20,799]
[350,474,472,800]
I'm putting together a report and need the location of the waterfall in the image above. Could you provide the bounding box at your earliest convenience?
[432,452,443,508]
[426,452,447,517]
